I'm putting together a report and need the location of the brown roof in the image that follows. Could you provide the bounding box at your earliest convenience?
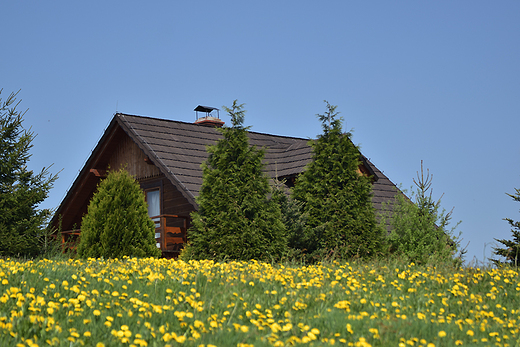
[116,113,399,212]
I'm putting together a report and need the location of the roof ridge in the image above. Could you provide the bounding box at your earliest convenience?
[116,112,313,142]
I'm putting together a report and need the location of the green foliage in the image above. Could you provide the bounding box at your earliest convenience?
[0,89,57,258]
[1,257,517,346]
[492,188,520,267]
[271,179,309,259]
[292,101,386,261]
[381,161,461,265]
[77,168,161,259]
[183,100,287,261]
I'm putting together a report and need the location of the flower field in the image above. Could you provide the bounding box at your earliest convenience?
[0,257,519,347]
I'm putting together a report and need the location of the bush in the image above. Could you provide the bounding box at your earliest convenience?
[77,168,161,258]
[271,178,309,260]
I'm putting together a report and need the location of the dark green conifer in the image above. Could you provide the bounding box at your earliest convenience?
[183,101,286,261]
[292,101,385,260]
[77,168,161,258]
[0,89,57,257]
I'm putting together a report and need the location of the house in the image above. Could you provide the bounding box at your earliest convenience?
[50,109,399,257]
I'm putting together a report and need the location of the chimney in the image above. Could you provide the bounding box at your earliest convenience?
[194,105,224,127]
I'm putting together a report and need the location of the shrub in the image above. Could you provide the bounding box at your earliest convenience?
[271,178,309,260]
[77,168,161,258]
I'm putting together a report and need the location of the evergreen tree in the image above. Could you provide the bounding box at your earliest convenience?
[292,101,385,260]
[183,100,287,261]
[77,168,161,259]
[492,188,520,266]
[381,161,461,265]
[0,89,57,257]
[272,178,309,258]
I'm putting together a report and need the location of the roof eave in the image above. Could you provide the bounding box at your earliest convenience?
[115,114,199,209]
[49,115,121,229]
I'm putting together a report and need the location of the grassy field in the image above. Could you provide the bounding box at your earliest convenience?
[0,257,519,347]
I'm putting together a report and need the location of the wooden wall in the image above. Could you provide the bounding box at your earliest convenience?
[139,175,195,218]
[58,128,196,233]
[162,178,195,217]
[106,135,161,180]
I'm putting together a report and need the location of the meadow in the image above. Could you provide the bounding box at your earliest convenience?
[0,257,519,347]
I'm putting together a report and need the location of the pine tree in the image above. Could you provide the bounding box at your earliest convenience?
[0,89,57,257]
[182,100,287,261]
[382,161,461,265]
[77,168,161,259]
[492,188,520,266]
[292,101,385,260]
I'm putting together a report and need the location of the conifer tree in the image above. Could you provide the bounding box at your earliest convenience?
[0,89,57,257]
[183,100,286,261]
[382,162,461,265]
[77,168,161,259]
[492,188,520,266]
[271,178,308,257]
[292,101,385,260]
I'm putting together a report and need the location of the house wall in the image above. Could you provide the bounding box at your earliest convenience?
[58,128,196,233]
[139,175,195,218]
[106,135,162,180]
[108,133,196,224]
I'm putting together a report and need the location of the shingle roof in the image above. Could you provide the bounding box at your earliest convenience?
[116,113,399,212]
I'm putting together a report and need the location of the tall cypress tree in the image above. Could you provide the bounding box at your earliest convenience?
[183,100,286,261]
[292,101,385,260]
[0,89,57,257]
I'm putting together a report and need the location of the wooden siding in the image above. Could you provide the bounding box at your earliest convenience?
[139,175,195,218]
[162,178,195,217]
[107,135,161,180]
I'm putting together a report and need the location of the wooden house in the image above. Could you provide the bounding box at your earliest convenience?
[50,110,399,258]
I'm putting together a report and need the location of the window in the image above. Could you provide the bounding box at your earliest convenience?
[146,189,161,228]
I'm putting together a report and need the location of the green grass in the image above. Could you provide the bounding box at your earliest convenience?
[0,257,519,347]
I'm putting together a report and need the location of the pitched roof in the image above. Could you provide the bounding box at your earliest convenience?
[116,113,398,212]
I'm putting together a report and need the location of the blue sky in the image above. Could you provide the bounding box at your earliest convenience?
[2,1,519,264]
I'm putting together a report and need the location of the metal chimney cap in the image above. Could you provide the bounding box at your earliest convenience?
[194,105,219,113]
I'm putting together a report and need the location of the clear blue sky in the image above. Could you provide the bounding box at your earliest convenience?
[2,1,519,264]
